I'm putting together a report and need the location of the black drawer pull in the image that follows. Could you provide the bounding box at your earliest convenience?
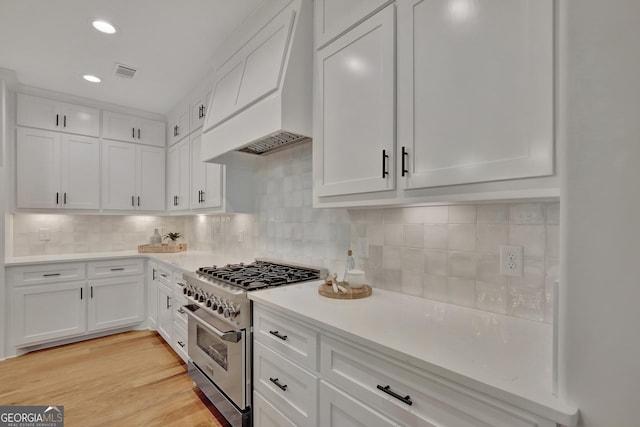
[382,149,389,178]
[43,273,61,277]
[110,267,125,271]
[269,377,287,392]
[401,146,408,177]
[269,330,287,341]
[377,385,412,406]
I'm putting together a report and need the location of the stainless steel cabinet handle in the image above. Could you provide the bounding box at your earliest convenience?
[269,377,288,392]
[63,115,67,127]
[376,385,412,406]
[131,195,135,206]
[269,330,287,341]
[166,295,172,309]
[152,269,157,280]
[63,192,67,205]
[132,127,135,138]
[90,286,93,298]
[110,267,125,271]
[43,273,61,277]
[138,128,141,139]
[137,196,140,207]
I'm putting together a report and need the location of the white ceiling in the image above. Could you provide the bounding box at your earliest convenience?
[0,0,262,115]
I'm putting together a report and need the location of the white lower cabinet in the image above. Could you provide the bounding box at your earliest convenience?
[12,281,86,346]
[9,259,145,348]
[319,381,399,427]
[252,303,558,427]
[87,275,145,332]
[157,280,173,344]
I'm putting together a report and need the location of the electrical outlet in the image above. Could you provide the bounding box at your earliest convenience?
[39,228,50,241]
[500,245,523,277]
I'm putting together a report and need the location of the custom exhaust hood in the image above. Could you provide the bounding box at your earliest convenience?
[200,0,312,163]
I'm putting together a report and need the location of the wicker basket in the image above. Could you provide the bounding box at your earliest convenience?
[138,243,187,253]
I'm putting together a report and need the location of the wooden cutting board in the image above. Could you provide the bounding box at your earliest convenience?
[318,282,372,299]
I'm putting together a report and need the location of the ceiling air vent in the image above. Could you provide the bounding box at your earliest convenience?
[113,63,137,79]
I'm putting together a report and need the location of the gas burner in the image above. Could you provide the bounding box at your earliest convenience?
[195,259,325,291]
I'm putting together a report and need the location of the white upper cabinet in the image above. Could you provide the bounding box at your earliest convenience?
[16,128,99,210]
[17,94,100,137]
[190,134,223,210]
[102,111,166,147]
[190,90,211,133]
[397,0,554,190]
[167,103,190,146]
[167,138,191,211]
[313,4,396,197]
[314,0,393,49]
[102,140,165,211]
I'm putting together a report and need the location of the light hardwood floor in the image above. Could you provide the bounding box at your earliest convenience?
[0,330,229,426]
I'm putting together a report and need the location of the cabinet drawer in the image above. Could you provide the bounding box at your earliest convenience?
[173,323,189,363]
[321,335,552,427]
[174,294,188,327]
[319,380,400,427]
[254,341,319,427]
[253,391,296,427]
[87,259,143,278]
[8,263,86,286]
[155,264,172,286]
[254,306,319,372]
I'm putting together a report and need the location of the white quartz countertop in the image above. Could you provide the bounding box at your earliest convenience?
[4,250,249,274]
[249,281,578,426]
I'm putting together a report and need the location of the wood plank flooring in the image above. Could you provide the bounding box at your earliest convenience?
[0,330,230,427]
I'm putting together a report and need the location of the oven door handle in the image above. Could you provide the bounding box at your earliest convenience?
[183,305,242,343]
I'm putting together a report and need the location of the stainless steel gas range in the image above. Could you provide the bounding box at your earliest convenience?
[182,259,327,427]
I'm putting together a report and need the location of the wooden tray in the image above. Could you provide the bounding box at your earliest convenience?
[138,243,187,253]
[318,282,372,299]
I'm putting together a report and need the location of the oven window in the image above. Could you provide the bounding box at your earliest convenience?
[196,325,228,371]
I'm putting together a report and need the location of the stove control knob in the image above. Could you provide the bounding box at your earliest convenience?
[211,298,219,310]
[198,294,205,303]
[224,305,237,319]
[218,301,226,315]
[187,288,193,297]
[194,292,200,301]
[206,298,213,308]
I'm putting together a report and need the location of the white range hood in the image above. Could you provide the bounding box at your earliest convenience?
[200,0,312,163]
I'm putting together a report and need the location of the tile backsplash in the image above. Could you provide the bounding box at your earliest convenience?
[7,142,559,323]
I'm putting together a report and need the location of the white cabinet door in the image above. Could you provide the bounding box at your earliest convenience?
[60,134,100,209]
[137,145,166,211]
[12,281,86,346]
[314,5,396,197]
[17,94,99,136]
[319,381,399,427]
[102,111,137,142]
[167,105,190,146]
[254,391,297,427]
[137,118,166,147]
[157,282,173,343]
[147,261,159,330]
[87,276,145,332]
[167,138,190,211]
[16,127,60,209]
[102,140,137,210]
[59,101,100,137]
[190,134,223,210]
[190,91,211,132]
[17,94,58,131]
[397,0,554,189]
[314,0,392,48]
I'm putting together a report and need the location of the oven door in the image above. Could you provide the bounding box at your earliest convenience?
[184,304,247,410]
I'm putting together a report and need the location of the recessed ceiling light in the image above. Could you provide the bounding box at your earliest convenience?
[83,74,101,83]
[91,19,117,34]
